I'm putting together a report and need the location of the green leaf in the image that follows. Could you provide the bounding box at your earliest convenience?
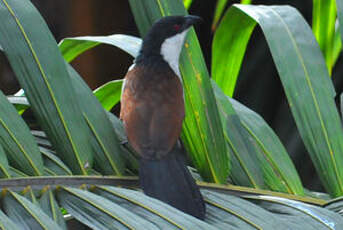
[2,191,63,230]
[128,0,229,184]
[94,80,123,111]
[0,209,21,230]
[93,186,217,230]
[59,34,141,62]
[0,91,43,176]
[324,196,343,214]
[56,187,160,230]
[216,4,343,197]
[39,189,67,230]
[0,0,94,174]
[312,0,337,75]
[212,81,264,189]
[40,147,72,176]
[228,96,304,195]
[202,190,289,229]
[0,144,11,178]
[183,0,193,9]
[247,195,343,229]
[6,95,29,115]
[241,0,252,4]
[212,0,229,31]
[9,166,28,178]
[212,5,256,96]
[66,64,125,175]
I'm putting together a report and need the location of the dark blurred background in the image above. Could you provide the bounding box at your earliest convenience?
[1,0,342,192]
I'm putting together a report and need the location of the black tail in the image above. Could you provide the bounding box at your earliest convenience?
[139,153,206,219]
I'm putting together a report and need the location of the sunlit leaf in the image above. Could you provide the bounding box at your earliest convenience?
[94,80,123,111]
[214,4,343,197]
[312,0,337,75]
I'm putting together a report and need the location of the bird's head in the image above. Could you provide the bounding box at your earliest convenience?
[136,15,202,76]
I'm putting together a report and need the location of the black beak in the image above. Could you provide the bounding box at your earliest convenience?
[184,15,203,28]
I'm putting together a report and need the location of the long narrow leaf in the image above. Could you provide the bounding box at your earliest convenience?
[128,0,229,183]
[40,147,72,176]
[0,0,94,174]
[66,64,125,175]
[0,209,21,230]
[93,186,217,229]
[246,195,343,229]
[59,34,141,62]
[212,0,229,31]
[202,190,289,229]
[0,91,43,176]
[0,144,10,178]
[212,6,256,96]
[228,96,304,195]
[2,191,63,230]
[312,0,337,75]
[216,4,343,197]
[56,187,159,230]
[39,189,67,230]
[212,81,264,188]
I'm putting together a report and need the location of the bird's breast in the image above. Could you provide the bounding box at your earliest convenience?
[120,65,185,159]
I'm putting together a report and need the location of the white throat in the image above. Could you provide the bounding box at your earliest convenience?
[160,29,190,81]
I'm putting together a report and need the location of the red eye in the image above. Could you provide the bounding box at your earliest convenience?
[173,24,181,31]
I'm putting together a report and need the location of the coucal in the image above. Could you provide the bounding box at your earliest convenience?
[120,15,205,219]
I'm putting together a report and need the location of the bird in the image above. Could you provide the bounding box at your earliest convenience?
[120,15,205,219]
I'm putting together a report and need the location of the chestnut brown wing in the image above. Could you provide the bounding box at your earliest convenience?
[120,66,184,160]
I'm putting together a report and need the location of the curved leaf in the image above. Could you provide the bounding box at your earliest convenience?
[128,0,229,183]
[59,34,141,62]
[0,0,94,174]
[215,4,343,197]
[228,96,304,195]
[94,80,123,111]
[212,5,256,96]
[6,95,29,114]
[212,81,264,188]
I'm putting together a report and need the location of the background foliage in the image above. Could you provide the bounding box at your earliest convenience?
[0,0,343,229]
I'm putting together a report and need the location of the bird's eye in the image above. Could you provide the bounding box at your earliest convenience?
[173,24,181,31]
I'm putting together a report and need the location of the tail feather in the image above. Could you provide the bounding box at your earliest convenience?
[139,153,206,219]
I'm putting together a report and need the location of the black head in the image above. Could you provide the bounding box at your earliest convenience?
[136,15,202,62]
